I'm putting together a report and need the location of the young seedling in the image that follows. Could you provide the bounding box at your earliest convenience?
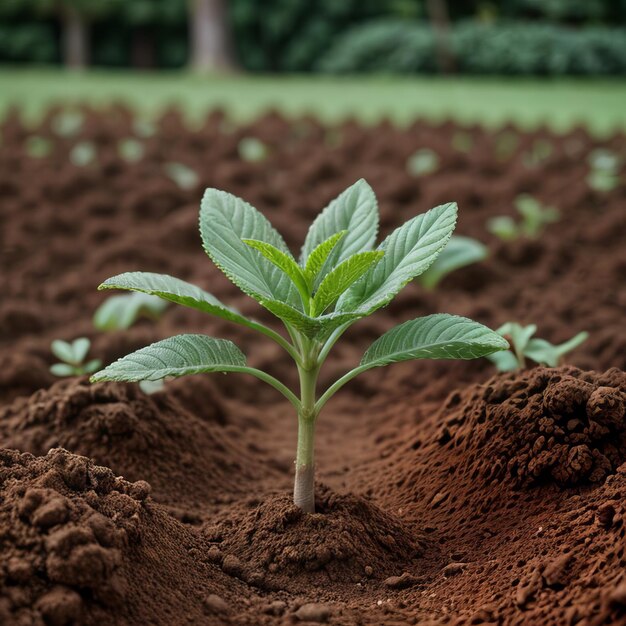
[487,194,559,241]
[238,137,268,163]
[407,148,439,177]
[587,149,620,192]
[487,322,588,372]
[91,180,508,513]
[51,338,102,377]
[417,235,488,290]
[93,292,168,331]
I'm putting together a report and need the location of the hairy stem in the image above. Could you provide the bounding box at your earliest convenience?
[294,355,319,513]
[294,415,316,513]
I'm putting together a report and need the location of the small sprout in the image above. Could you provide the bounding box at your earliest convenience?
[238,137,268,162]
[452,132,473,153]
[523,139,553,167]
[417,235,488,290]
[487,322,588,371]
[70,141,96,167]
[26,136,52,158]
[90,179,508,513]
[50,338,101,377]
[587,149,620,192]
[52,110,83,137]
[133,118,156,138]
[118,138,145,163]
[93,292,168,331]
[487,194,559,241]
[139,379,165,395]
[407,148,439,176]
[165,162,199,190]
[494,131,519,161]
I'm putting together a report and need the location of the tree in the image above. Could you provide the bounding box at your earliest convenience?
[188,0,236,72]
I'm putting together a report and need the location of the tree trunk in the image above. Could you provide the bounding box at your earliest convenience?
[61,5,89,70]
[426,0,455,74]
[131,28,157,69]
[188,0,236,73]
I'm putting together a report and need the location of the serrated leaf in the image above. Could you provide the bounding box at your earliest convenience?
[312,251,384,316]
[418,235,488,290]
[303,231,346,286]
[360,314,509,369]
[50,363,75,377]
[91,335,246,382]
[94,290,168,331]
[71,338,91,363]
[51,340,75,364]
[260,299,361,340]
[242,239,309,303]
[97,272,264,333]
[300,180,378,283]
[338,203,458,314]
[200,188,301,309]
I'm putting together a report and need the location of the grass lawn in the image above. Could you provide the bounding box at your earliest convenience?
[1,68,625,135]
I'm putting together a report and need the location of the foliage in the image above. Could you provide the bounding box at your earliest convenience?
[164,162,199,190]
[229,0,386,72]
[407,148,439,176]
[487,195,559,240]
[417,235,488,290]
[91,179,508,512]
[238,137,268,163]
[50,337,101,377]
[587,148,621,192]
[487,322,588,371]
[93,292,168,331]
[317,20,626,76]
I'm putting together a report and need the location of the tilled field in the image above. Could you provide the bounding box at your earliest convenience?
[1,106,625,625]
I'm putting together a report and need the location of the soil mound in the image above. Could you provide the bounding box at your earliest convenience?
[203,485,434,593]
[0,379,276,517]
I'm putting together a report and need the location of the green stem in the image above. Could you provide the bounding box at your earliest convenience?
[231,366,300,410]
[252,323,301,364]
[315,364,370,414]
[294,351,320,513]
[318,321,353,365]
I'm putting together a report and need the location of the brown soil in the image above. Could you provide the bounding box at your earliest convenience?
[1,105,625,624]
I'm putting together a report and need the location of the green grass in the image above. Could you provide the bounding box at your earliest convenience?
[1,68,625,135]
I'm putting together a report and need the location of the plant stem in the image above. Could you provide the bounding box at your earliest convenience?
[294,414,316,513]
[294,356,319,513]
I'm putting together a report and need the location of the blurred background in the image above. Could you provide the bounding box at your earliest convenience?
[0,0,625,130]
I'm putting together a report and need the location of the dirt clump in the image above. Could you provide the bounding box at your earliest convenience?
[204,485,436,593]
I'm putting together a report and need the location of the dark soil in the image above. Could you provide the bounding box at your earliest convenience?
[1,105,625,624]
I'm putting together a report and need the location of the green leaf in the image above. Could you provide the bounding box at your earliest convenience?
[51,340,75,364]
[84,359,102,374]
[71,338,91,363]
[91,335,247,383]
[360,314,509,369]
[487,216,518,240]
[303,231,347,286]
[497,322,537,356]
[486,350,519,372]
[312,251,384,316]
[97,272,263,333]
[338,203,458,314]
[300,180,378,283]
[418,235,488,290]
[525,331,588,367]
[242,239,309,304]
[94,290,168,331]
[50,363,75,377]
[200,188,301,309]
[260,299,361,340]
